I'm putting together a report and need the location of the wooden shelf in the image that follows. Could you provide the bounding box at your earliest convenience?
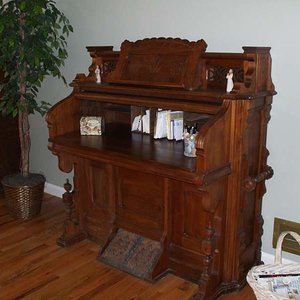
[51,123,197,174]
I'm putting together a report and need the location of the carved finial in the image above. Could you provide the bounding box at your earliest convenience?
[64,179,72,193]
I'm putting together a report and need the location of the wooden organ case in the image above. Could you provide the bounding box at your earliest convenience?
[47,38,275,299]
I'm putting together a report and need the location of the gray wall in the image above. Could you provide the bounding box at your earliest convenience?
[29,0,300,261]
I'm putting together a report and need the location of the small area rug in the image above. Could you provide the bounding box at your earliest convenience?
[98,228,162,280]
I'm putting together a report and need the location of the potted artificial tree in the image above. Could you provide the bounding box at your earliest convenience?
[0,0,72,219]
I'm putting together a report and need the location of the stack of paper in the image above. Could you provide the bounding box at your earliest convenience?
[132,110,151,133]
[154,110,168,139]
[131,115,142,132]
[166,111,184,141]
[142,109,150,134]
[154,110,184,141]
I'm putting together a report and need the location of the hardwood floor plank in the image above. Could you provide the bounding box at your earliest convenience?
[22,261,111,299]
[87,273,147,300]
[62,268,121,300]
[135,276,197,300]
[0,244,59,284]
[4,274,59,300]
[0,194,256,300]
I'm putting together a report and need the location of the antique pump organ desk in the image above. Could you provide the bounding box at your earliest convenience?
[47,38,275,299]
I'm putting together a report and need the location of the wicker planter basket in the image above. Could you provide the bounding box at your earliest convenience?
[2,174,45,219]
[247,231,300,300]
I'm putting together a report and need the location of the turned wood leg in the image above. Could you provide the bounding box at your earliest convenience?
[57,179,86,247]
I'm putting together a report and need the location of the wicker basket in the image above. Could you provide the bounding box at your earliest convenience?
[2,175,45,219]
[247,231,300,300]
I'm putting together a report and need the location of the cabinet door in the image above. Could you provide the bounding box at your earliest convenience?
[115,167,165,241]
[169,180,225,282]
[171,182,207,253]
[83,161,115,245]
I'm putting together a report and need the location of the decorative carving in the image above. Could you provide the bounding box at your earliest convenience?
[242,47,275,93]
[102,60,118,77]
[107,37,207,90]
[122,54,187,83]
[256,213,264,265]
[121,37,207,50]
[206,66,244,86]
[197,222,215,299]
[243,56,256,89]
[57,179,86,247]
[85,46,119,83]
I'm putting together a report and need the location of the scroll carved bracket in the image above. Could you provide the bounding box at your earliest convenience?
[58,155,74,173]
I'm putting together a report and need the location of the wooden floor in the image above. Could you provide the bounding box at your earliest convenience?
[0,193,256,300]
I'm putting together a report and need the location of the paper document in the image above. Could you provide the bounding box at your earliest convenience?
[154,110,168,139]
[142,109,150,133]
[166,110,183,141]
[132,115,142,131]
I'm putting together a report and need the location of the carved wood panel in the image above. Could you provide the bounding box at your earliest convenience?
[115,167,165,240]
[107,37,207,90]
[83,162,115,244]
[122,54,188,83]
[172,184,207,253]
[206,66,244,90]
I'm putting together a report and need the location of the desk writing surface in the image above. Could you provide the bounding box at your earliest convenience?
[52,123,196,172]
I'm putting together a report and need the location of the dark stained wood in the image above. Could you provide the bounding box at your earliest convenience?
[47,37,275,299]
[0,116,20,195]
[0,193,256,299]
[106,38,207,90]
[0,72,20,195]
[51,126,197,171]
[0,70,20,194]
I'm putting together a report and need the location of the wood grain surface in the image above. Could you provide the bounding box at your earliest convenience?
[0,193,256,299]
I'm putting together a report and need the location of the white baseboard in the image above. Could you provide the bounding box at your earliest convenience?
[44,182,64,198]
[262,251,296,264]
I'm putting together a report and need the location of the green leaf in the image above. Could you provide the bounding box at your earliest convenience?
[34,56,40,66]
[19,1,26,11]
[33,5,43,14]
[12,108,18,118]
[0,0,72,119]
